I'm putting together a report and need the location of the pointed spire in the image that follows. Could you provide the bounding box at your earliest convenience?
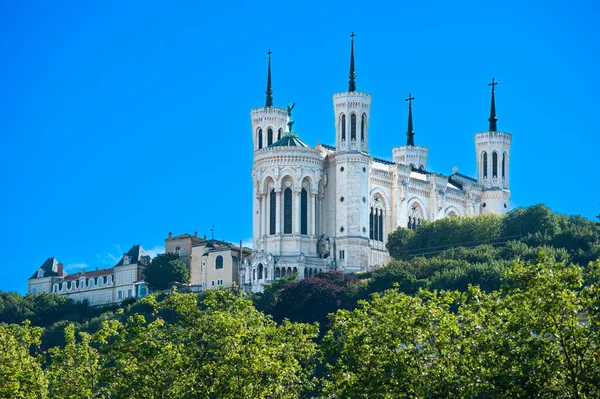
[265,50,273,107]
[348,32,356,92]
[405,93,415,146]
[488,77,499,131]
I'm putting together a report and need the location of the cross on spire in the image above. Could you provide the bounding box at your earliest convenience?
[488,77,498,131]
[265,50,273,107]
[348,32,356,92]
[405,92,415,146]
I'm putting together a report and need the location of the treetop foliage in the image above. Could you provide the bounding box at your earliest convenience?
[388,204,600,266]
[144,252,190,290]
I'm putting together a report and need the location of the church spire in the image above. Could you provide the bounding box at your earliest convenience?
[405,93,415,146]
[265,50,273,107]
[348,32,356,92]
[488,77,498,132]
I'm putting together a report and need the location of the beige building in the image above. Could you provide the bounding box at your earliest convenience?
[27,245,151,306]
[165,232,251,290]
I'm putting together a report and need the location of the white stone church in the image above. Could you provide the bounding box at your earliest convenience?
[241,35,512,293]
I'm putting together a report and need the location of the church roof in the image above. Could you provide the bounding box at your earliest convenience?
[453,172,477,183]
[373,156,394,165]
[269,132,310,148]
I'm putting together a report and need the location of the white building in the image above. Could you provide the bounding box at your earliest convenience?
[243,36,512,292]
[27,244,151,305]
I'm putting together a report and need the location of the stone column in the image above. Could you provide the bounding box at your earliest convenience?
[310,192,317,236]
[294,189,301,234]
[262,193,267,236]
[275,189,281,234]
[318,193,324,236]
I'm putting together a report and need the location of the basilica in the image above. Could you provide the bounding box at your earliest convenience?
[241,35,512,293]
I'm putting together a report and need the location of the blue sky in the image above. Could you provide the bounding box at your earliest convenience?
[0,0,598,293]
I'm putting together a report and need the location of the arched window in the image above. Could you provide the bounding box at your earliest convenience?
[301,188,308,235]
[482,152,488,178]
[361,114,366,141]
[267,128,273,146]
[341,114,346,141]
[370,196,384,242]
[269,189,276,235]
[351,114,357,140]
[258,263,263,279]
[278,128,282,140]
[502,152,506,179]
[492,152,498,178]
[283,187,292,234]
[408,203,423,231]
[215,255,223,269]
[258,129,263,150]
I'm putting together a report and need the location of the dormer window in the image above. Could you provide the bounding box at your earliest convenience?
[37,270,44,278]
[123,255,131,265]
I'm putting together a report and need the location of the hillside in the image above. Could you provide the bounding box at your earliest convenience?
[1,204,599,398]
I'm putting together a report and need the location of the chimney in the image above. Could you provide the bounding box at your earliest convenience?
[194,231,198,237]
[168,232,172,239]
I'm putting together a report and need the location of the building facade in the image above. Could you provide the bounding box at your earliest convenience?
[165,232,251,290]
[243,37,512,292]
[27,245,151,305]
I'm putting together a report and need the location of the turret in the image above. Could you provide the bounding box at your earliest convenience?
[333,33,371,272]
[251,51,287,151]
[334,33,371,153]
[392,93,428,170]
[475,78,512,214]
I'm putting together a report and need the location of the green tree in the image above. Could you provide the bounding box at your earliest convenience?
[144,253,190,290]
[322,257,600,398]
[322,289,463,398]
[95,289,319,399]
[0,322,48,399]
[47,325,104,399]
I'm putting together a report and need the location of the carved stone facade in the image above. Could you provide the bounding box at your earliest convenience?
[242,52,512,293]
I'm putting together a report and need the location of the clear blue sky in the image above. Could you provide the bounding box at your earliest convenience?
[1,0,598,293]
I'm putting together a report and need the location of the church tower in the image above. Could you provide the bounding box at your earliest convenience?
[250,52,288,248]
[392,93,429,170]
[333,33,371,272]
[475,78,512,214]
[250,51,288,152]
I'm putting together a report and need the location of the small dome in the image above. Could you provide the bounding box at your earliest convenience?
[269,131,310,148]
